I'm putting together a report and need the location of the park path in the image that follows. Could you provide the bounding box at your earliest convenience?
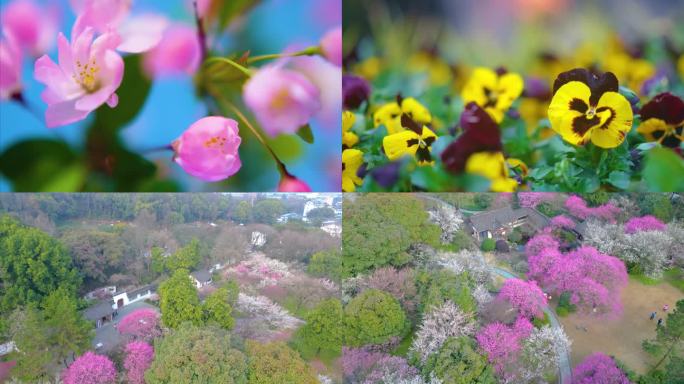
[419,194,572,384]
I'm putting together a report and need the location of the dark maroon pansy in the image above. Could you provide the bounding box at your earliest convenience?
[441,102,503,174]
[640,92,684,126]
[343,74,371,110]
[553,68,618,105]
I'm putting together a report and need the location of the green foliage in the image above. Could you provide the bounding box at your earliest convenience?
[42,287,93,366]
[532,312,551,328]
[146,324,248,384]
[581,191,611,207]
[342,194,440,276]
[480,238,496,252]
[7,305,54,381]
[642,299,684,372]
[294,299,344,358]
[166,238,201,272]
[451,230,475,251]
[422,337,497,384]
[536,201,563,217]
[233,201,252,223]
[246,341,318,384]
[474,194,494,210]
[557,292,577,314]
[643,148,684,191]
[223,279,240,306]
[0,215,80,315]
[416,269,476,314]
[158,269,203,328]
[252,199,285,224]
[305,206,335,226]
[344,289,407,346]
[151,246,166,275]
[307,249,342,282]
[203,287,235,330]
[636,194,674,222]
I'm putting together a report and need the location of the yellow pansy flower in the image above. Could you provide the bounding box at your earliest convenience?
[637,93,684,148]
[342,148,364,192]
[548,68,633,148]
[342,111,359,148]
[353,57,382,80]
[507,158,529,177]
[407,51,452,86]
[462,67,524,123]
[678,55,684,80]
[373,97,432,135]
[382,114,437,166]
[465,152,518,192]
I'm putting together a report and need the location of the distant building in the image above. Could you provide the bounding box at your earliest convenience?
[84,300,115,328]
[277,212,302,223]
[112,284,156,309]
[467,207,550,241]
[320,221,341,237]
[190,270,212,289]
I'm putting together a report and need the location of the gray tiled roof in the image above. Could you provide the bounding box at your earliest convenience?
[469,207,550,232]
[190,270,212,282]
[83,300,114,320]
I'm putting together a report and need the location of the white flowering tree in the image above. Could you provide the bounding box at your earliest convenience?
[409,301,476,364]
[235,293,303,330]
[517,326,571,383]
[428,205,464,244]
[435,250,493,287]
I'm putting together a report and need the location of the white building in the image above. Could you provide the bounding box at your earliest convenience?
[320,221,341,238]
[112,285,155,309]
[190,270,212,289]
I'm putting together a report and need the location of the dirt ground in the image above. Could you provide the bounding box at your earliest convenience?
[559,278,683,373]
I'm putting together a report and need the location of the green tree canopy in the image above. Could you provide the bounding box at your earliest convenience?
[232,200,252,223]
[246,341,318,384]
[416,269,476,314]
[306,207,335,226]
[8,305,54,382]
[252,199,285,224]
[422,337,496,384]
[158,269,202,328]
[202,287,235,330]
[146,324,247,384]
[643,299,684,376]
[342,194,440,276]
[43,287,93,367]
[165,238,201,272]
[0,215,80,315]
[307,249,342,282]
[344,289,407,346]
[295,298,344,357]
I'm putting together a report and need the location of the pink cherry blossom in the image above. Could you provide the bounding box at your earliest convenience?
[497,278,547,319]
[476,316,533,379]
[565,195,620,222]
[278,175,312,192]
[172,116,242,182]
[572,352,630,384]
[320,26,342,67]
[34,28,124,128]
[71,0,167,54]
[124,341,154,384]
[1,0,58,55]
[0,32,22,99]
[518,192,554,208]
[624,215,667,234]
[290,55,342,129]
[62,351,116,384]
[143,24,201,77]
[117,308,161,341]
[550,215,576,229]
[243,64,321,137]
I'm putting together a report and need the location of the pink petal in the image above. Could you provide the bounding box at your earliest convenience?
[116,14,168,53]
[106,93,118,107]
[45,100,89,128]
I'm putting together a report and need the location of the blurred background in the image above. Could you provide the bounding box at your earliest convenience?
[0,0,341,191]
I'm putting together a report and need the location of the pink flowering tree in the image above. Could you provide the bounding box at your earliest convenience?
[476,316,534,381]
[62,351,117,384]
[624,215,667,234]
[550,215,576,230]
[572,353,630,384]
[117,308,161,341]
[497,278,547,319]
[564,196,620,222]
[340,347,419,383]
[124,341,154,384]
[1,0,340,192]
[528,245,628,316]
[518,192,555,208]
[525,233,560,258]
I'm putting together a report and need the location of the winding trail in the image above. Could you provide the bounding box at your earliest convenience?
[419,194,572,384]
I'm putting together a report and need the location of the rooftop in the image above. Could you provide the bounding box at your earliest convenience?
[83,300,114,321]
[469,206,550,232]
[191,270,212,282]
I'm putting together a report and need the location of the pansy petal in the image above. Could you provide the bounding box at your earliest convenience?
[591,91,632,148]
[462,67,498,107]
[401,97,432,124]
[382,130,419,161]
[640,93,684,126]
[496,72,524,110]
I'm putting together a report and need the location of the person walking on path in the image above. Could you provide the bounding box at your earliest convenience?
[657,318,663,327]
[663,304,669,312]
[650,311,657,320]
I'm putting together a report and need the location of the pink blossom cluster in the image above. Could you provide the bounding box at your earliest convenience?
[497,278,547,319]
[525,233,560,258]
[528,245,628,316]
[571,353,630,384]
[518,192,555,208]
[340,347,418,384]
[564,196,620,222]
[229,254,291,287]
[549,215,576,230]
[123,341,154,384]
[624,215,667,234]
[62,351,117,384]
[116,308,161,341]
[476,317,534,379]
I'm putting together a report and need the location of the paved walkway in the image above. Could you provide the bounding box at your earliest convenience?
[92,301,158,353]
[420,195,572,384]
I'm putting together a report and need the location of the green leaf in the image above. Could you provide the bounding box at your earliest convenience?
[295,124,314,144]
[93,54,152,131]
[607,171,630,190]
[643,148,684,191]
[0,140,85,191]
[201,57,250,87]
[217,0,261,30]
